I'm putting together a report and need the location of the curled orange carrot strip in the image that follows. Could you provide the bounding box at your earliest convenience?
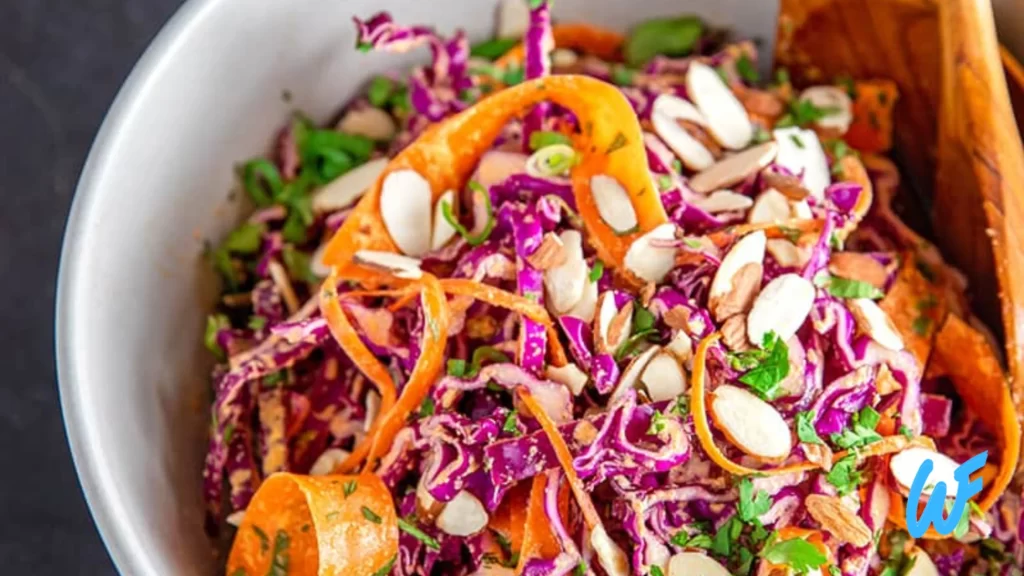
[516,474,566,574]
[227,473,398,576]
[495,23,625,69]
[440,278,553,325]
[365,273,450,469]
[546,324,568,367]
[517,388,602,530]
[322,75,667,285]
[489,481,531,558]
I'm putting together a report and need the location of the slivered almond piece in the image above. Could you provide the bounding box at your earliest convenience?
[829,252,889,289]
[876,363,903,395]
[761,171,811,201]
[431,190,458,251]
[773,127,831,199]
[692,190,754,214]
[688,142,779,194]
[436,490,489,536]
[416,471,444,521]
[709,262,762,321]
[496,0,530,39]
[363,390,381,432]
[639,282,657,307]
[311,157,388,213]
[308,448,351,476]
[641,352,687,402]
[803,443,833,471]
[353,250,423,279]
[267,260,300,314]
[805,494,872,547]
[906,549,940,576]
[310,241,331,278]
[651,94,715,170]
[709,231,767,306]
[475,150,529,188]
[546,363,589,396]
[777,336,807,398]
[890,448,962,497]
[748,189,793,224]
[526,232,568,270]
[665,330,693,362]
[595,296,633,353]
[710,385,793,461]
[591,175,638,233]
[551,48,578,69]
[543,230,587,314]
[721,314,752,352]
[336,106,396,141]
[747,273,815,344]
[611,345,661,402]
[849,298,904,351]
[624,223,677,283]
[766,239,809,269]
[591,525,631,576]
[380,169,433,256]
[226,511,246,527]
[668,552,732,576]
[799,86,854,134]
[686,62,753,150]
[566,275,598,322]
[792,199,813,220]
[664,306,691,330]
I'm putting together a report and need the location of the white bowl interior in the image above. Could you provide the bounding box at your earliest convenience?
[56,0,775,573]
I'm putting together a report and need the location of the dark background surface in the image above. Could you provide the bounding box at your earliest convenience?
[1,0,184,572]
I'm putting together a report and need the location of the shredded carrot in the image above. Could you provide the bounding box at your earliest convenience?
[227,473,398,575]
[319,271,398,473]
[365,273,450,468]
[489,481,531,557]
[322,75,667,286]
[515,475,566,574]
[440,278,553,325]
[517,389,602,529]
[844,80,898,154]
[546,324,568,367]
[494,23,625,70]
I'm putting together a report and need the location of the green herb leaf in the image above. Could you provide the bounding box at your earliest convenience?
[647,410,668,435]
[795,410,824,445]
[650,566,665,576]
[657,174,673,191]
[205,314,231,361]
[751,125,771,144]
[362,506,382,524]
[671,159,683,174]
[948,500,971,539]
[470,37,521,60]
[367,76,396,107]
[343,480,357,498]
[222,222,266,255]
[398,517,441,551]
[267,530,290,576]
[899,424,914,440]
[529,130,572,151]
[447,359,468,377]
[858,406,881,430]
[468,346,512,377]
[775,68,791,85]
[737,478,772,523]
[736,331,790,400]
[736,53,759,83]
[623,16,704,67]
[829,565,842,576]
[419,396,436,418]
[610,65,636,86]
[502,65,526,86]
[633,305,656,333]
[241,159,283,207]
[671,396,690,418]
[281,245,319,285]
[371,555,397,576]
[589,260,605,283]
[503,410,521,435]
[826,454,865,496]
[822,275,885,299]
[441,182,495,246]
[576,560,588,576]
[252,525,270,554]
[912,315,932,336]
[760,536,827,573]
[710,517,738,557]
[248,315,268,331]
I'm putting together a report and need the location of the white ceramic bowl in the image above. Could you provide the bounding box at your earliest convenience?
[55,0,775,573]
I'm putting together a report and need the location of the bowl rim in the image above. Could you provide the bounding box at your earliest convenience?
[55,0,219,572]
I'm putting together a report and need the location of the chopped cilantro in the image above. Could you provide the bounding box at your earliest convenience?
[529,130,572,151]
[759,534,827,573]
[470,37,520,61]
[589,260,605,282]
[222,222,266,255]
[795,410,824,445]
[710,517,742,557]
[736,53,759,83]
[650,566,664,576]
[822,275,884,299]
[447,359,468,377]
[204,314,231,361]
[830,406,883,450]
[737,477,771,522]
[734,331,790,400]
[826,454,865,496]
[751,125,771,144]
[367,76,395,107]
[610,65,636,86]
[647,410,669,435]
[633,305,656,333]
[776,98,839,129]
[419,396,435,418]
[247,315,267,331]
[503,410,521,435]
[899,424,914,439]
[398,517,441,551]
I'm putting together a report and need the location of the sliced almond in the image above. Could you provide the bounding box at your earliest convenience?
[849,298,904,351]
[651,94,715,170]
[688,141,778,194]
[803,443,833,471]
[721,314,752,352]
[692,190,754,214]
[431,189,458,251]
[546,363,589,396]
[267,260,300,314]
[805,494,872,547]
[624,223,677,283]
[799,86,854,134]
[526,232,567,270]
[708,231,766,305]
[876,363,903,395]
[747,273,815,344]
[436,490,489,536]
[543,230,587,314]
[353,250,423,279]
[890,447,962,497]
[551,48,579,69]
[686,62,753,150]
[496,0,530,39]
[761,171,812,201]
[748,188,793,224]
[668,552,732,576]
[792,199,813,220]
[590,525,630,576]
[709,262,762,322]
[829,252,889,289]
[475,150,528,188]
[641,352,687,402]
[311,157,388,213]
[639,282,657,307]
[664,306,692,330]
[777,336,807,398]
[611,344,662,402]
[595,295,633,353]
[773,127,831,199]
[709,384,793,461]
[363,390,380,433]
[225,511,246,527]
[416,471,444,521]
[591,175,638,233]
[310,241,331,278]
[566,275,599,322]
[308,447,351,476]
[336,106,396,141]
[665,330,694,362]
[379,170,433,256]
[766,239,809,269]
[905,548,940,576]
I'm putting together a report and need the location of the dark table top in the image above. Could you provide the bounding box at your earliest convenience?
[1,0,185,572]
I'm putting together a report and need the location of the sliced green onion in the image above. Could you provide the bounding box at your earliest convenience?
[528,130,572,151]
[470,37,520,61]
[221,222,266,255]
[526,143,578,177]
[441,182,494,246]
[367,76,395,107]
[204,314,230,360]
[468,346,512,376]
[242,159,283,207]
[398,518,441,550]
